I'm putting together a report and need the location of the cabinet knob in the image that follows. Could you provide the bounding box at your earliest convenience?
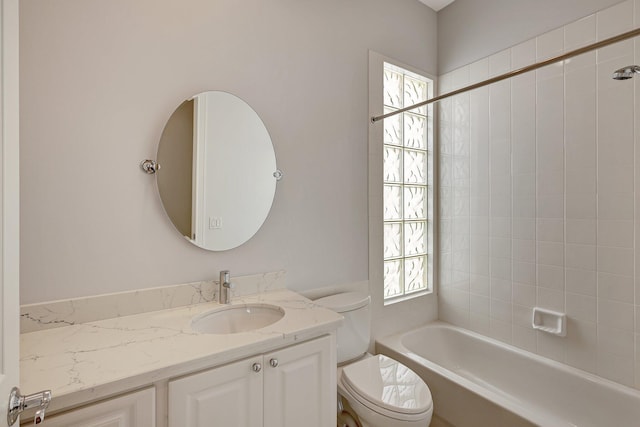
[252,362,262,373]
[269,358,279,368]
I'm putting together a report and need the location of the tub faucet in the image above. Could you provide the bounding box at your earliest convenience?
[219,270,234,304]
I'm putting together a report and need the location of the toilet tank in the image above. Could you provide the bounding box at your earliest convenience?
[315,292,370,364]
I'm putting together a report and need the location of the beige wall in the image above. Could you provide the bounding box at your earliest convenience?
[19,0,437,304]
[438,0,625,73]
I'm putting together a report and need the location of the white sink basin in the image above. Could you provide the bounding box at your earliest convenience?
[191,304,285,334]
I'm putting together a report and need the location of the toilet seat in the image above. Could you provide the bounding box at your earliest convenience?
[339,354,432,421]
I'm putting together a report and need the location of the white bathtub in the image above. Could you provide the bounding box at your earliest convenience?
[376,322,640,427]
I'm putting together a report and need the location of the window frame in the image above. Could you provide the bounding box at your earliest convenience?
[368,52,439,307]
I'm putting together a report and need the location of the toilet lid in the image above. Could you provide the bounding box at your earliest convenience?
[341,354,432,415]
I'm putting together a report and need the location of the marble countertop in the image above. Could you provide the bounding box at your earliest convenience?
[20,289,342,412]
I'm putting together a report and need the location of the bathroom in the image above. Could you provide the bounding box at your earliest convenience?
[1,0,639,425]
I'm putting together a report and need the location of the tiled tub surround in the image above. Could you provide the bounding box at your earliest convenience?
[20,287,341,416]
[439,0,640,389]
[20,270,285,333]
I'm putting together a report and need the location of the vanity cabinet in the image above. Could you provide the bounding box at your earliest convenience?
[31,388,155,427]
[168,335,335,427]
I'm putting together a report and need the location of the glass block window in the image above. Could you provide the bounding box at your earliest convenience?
[383,62,434,303]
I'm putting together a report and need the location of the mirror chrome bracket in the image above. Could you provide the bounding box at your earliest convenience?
[140,159,161,174]
[273,169,283,181]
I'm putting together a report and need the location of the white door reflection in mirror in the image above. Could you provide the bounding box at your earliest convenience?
[157,91,278,251]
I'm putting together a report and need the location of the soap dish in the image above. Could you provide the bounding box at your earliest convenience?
[532,307,566,337]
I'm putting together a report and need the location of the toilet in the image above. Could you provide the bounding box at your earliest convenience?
[315,292,433,427]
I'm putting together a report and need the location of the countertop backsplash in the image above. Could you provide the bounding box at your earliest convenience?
[20,270,286,333]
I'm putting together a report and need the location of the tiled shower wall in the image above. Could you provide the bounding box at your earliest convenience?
[439,0,640,389]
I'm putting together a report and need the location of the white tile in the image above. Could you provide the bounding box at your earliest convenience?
[489,317,512,343]
[469,58,489,84]
[636,0,640,26]
[598,165,634,193]
[490,257,511,281]
[537,331,566,363]
[598,62,635,167]
[597,351,635,387]
[470,197,489,216]
[565,14,597,50]
[451,66,470,90]
[597,0,634,41]
[512,218,535,240]
[439,72,454,93]
[537,195,564,219]
[565,58,596,177]
[565,244,596,271]
[598,299,635,331]
[597,324,635,357]
[469,311,490,336]
[439,302,470,328]
[489,91,511,145]
[490,216,510,238]
[566,319,597,373]
[565,168,596,194]
[566,219,597,245]
[513,304,532,327]
[597,193,634,220]
[470,256,489,276]
[637,334,640,389]
[469,221,487,242]
[566,293,597,323]
[441,287,470,310]
[566,268,597,296]
[511,38,536,69]
[470,293,490,316]
[536,139,564,171]
[490,143,511,175]
[512,325,537,353]
[491,195,511,217]
[490,237,511,258]
[512,196,535,219]
[513,239,535,262]
[537,241,564,267]
[538,264,565,291]
[512,137,535,173]
[490,277,512,302]
[598,272,634,303]
[513,261,536,286]
[537,287,565,311]
[470,274,490,296]
[536,168,563,195]
[470,233,489,254]
[513,283,536,307]
[597,246,634,276]
[537,27,565,59]
[512,173,535,196]
[537,218,564,242]
[597,220,634,248]
[566,193,597,220]
[489,49,511,76]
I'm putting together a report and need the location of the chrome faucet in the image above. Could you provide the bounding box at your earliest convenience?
[219,270,234,304]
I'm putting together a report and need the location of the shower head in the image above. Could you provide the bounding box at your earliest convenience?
[612,65,640,80]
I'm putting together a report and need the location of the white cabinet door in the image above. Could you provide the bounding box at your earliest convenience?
[263,335,336,427]
[40,388,155,427]
[168,357,263,427]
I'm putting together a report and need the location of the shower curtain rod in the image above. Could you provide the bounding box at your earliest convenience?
[371,27,640,123]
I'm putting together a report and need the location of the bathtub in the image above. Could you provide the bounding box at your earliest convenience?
[375,322,640,427]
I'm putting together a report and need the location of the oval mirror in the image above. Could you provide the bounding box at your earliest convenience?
[156,91,278,251]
